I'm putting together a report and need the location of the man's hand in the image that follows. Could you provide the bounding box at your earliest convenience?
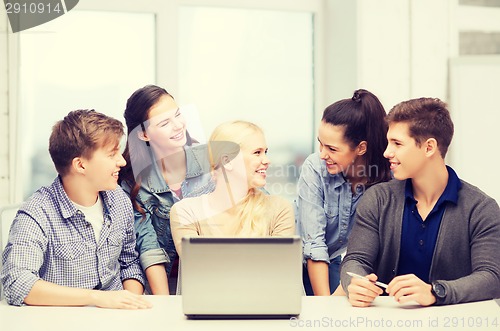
[386,274,436,306]
[347,273,383,307]
[90,290,153,309]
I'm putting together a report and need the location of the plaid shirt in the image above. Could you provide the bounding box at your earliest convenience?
[0,177,145,306]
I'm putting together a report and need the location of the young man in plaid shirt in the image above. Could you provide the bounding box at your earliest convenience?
[1,109,151,309]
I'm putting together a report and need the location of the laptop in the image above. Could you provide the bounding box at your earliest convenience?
[181,236,302,319]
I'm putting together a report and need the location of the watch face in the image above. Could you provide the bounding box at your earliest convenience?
[434,283,446,298]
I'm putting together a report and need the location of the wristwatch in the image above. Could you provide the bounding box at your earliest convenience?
[431,281,446,304]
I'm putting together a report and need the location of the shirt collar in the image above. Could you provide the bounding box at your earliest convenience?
[54,176,79,220]
[404,165,462,205]
[54,176,112,220]
[441,165,462,205]
[146,144,210,192]
[320,160,347,189]
[185,144,211,178]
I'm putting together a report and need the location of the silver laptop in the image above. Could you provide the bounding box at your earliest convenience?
[181,236,302,319]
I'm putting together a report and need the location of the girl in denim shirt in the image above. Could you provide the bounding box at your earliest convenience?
[119,85,214,294]
[296,89,391,295]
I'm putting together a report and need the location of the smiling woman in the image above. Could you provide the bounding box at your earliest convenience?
[119,85,215,295]
[296,89,392,297]
[141,96,188,161]
[170,120,296,259]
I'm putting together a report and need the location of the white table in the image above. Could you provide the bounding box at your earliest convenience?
[1,296,499,331]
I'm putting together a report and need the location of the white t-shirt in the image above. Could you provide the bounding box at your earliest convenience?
[72,195,104,242]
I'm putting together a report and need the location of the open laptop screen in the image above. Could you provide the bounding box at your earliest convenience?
[181,236,302,319]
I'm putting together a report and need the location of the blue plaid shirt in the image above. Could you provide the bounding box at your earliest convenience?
[0,177,145,306]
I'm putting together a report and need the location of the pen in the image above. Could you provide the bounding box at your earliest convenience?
[346,272,388,289]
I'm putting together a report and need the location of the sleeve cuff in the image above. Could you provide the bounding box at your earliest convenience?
[4,274,40,306]
[303,242,330,263]
[121,273,146,287]
[139,248,170,271]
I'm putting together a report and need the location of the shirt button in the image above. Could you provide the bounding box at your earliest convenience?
[421,224,426,229]
[419,239,424,246]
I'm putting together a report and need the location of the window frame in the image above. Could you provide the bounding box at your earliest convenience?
[6,0,324,203]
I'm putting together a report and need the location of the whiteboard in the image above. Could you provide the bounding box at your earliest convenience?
[449,56,500,204]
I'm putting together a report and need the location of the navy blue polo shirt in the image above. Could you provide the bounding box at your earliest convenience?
[397,166,462,283]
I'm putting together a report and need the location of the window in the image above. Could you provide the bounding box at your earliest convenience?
[459,0,500,7]
[178,5,316,200]
[459,31,500,54]
[9,0,323,202]
[457,0,500,55]
[18,10,155,197]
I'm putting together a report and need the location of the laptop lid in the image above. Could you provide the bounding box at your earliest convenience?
[181,236,302,318]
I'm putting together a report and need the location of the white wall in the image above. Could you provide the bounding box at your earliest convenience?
[0,8,10,206]
[324,0,358,107]
[326,0,451,111]
[410,0,451,101]
[449,56,500,202]
[357,0,412,108]
[450,3,500,203]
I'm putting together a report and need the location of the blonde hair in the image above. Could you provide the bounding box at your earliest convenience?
[208,121,269,236]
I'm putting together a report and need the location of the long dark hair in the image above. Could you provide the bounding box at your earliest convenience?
[119,84,195,217]
[322,89,391,186]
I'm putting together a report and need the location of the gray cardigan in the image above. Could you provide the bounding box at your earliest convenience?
[340,179,500,305]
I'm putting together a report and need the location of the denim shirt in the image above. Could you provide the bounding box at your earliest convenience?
[121,144,215,273]
[296,153,363,264]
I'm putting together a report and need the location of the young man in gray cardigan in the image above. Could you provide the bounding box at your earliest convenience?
[340,97,500,307]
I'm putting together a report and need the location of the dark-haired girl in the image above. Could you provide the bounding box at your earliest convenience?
[296,89,391,296]
[119,85,214,294]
